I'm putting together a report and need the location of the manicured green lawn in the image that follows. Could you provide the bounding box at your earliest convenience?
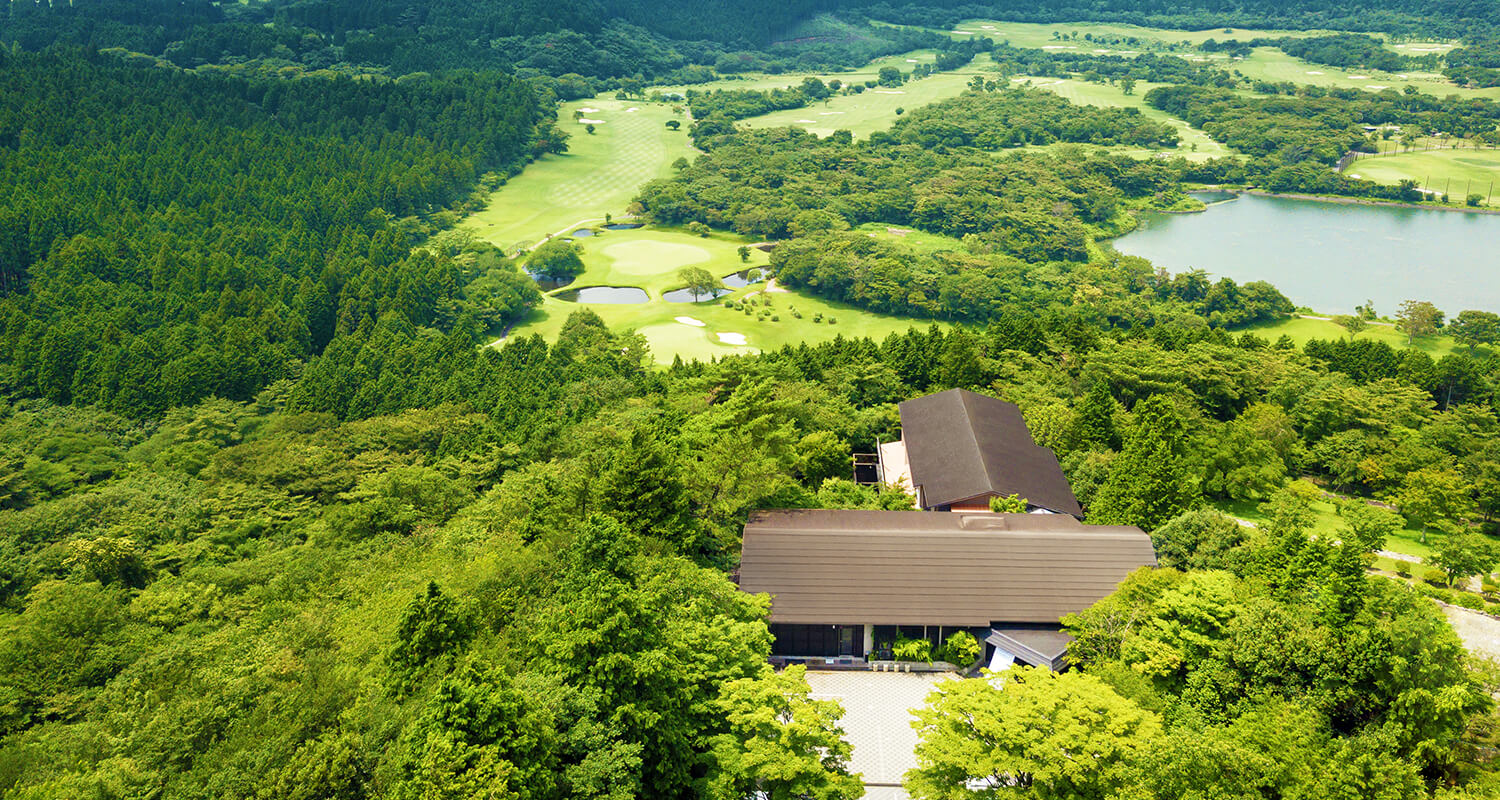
[459,97,696,254]
[1242,315,1471,359]
[950,20,1328,50]
[1343,148,1500,203]
[739,54,992,139]
[1208,497,1436,559]
[1012,76,1228,160]
[497,226,938,363]
[1231,47,1500,100]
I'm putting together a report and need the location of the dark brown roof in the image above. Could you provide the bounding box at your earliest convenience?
[899,389,1083,517]
[737,509,1156,626]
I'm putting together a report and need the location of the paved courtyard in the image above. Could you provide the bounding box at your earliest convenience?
[804,670,956,799]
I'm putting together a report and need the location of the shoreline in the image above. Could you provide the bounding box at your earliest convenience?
[1194,187,1500,216]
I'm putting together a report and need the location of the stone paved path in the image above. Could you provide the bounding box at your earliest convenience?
[804,670,955,799]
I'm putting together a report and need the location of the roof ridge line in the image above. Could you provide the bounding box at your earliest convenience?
[957,389,999,499]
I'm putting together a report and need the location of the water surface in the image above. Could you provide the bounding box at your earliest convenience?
[1113,193,1500,314]
[554,286,649,303]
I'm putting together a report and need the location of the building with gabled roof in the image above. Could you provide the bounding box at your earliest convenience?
[737,509,1155,670]
[881,389,1082,517]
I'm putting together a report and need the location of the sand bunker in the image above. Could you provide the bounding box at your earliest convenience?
[579,118,604,124]
[906,58,919,63]
[1368,85,1389,90]
[1349,75,1369,80]
[674,316,706,327]
[952,30,972,34]
[797,119,815,123]
[626,107,639,112]
[579,107,600,113]
[1306,70,1324,75]
[819,111,844,115]
[717,332,748,345]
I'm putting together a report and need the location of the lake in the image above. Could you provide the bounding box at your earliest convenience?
[1112,193,1500,315]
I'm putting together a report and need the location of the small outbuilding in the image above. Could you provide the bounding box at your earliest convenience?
[737,509,1156,670]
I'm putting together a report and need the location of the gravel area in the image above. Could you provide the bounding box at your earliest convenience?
[1444,605,1500,661]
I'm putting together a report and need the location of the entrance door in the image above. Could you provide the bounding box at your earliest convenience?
[838,625,857,656]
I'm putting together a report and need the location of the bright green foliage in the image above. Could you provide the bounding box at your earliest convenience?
[939,631,981,667]
[795,431,850,487]
[907,667,1161,800]
[988,493,1027,513]
[388,582,474,691]
[707,665,863,800]
[1089,396,1202,530]
[1393,466,1471,535]
[1449,310,1500,353]
[1428,532,1498,587]
[1149,508,1246,570]
[892,637,933,663]
[529,240,587,282]
[676,266,724,301]
[1337,499,1403,553]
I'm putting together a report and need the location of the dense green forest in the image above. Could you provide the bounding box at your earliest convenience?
[6,0,1500,794]
[0,50,555,418]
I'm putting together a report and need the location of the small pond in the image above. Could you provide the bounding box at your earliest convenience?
[604,223,643,230]
[572,228,595,237]
[663,287,733,302]
[722,269,767,289]
[554,286,649,303]
[527,271,574,291]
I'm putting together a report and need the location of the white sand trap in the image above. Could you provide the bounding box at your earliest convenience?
[579,118,604,124]
[1398,74,1410,79]
[717,332,748,345]
[1368,85,1389,90]
[764,279,790,294]
[797,119,816,123]
[1349,173,1361,179]
[875,90,905,94]
[906,59,919,63]
[579,107,601,113]
[819,111,845,115]
[1306,70,1324,75]
[626,107,639,112]
[1094,48,1110,52]
[981,25,995,29]
[674,316,706,327]
[1349,75,1369,80]
[952,30,972,34]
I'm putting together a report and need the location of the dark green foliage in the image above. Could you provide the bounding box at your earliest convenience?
[1090,396,1203,530]
[388,582,474,690]
[0,50,552,417]
[1149,508,1246,570]
[528,240,587,282]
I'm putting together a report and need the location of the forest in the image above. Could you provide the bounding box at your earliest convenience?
[5,0,1500,796]
[0,50,555,418]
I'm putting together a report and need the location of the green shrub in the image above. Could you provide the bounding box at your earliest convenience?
[1395,563,1411,578]
[827,317,837,324]
[1452,591,1485,610]
[771,315,779,321]
[1424,567,1449,585]
[892,636,932,663]
[939,631,981,666]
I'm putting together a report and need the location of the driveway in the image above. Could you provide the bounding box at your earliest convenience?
[804,669,956,799]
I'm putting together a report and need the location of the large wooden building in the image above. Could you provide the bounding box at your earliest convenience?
[879,389,1082,516]
[737,509,1156,670]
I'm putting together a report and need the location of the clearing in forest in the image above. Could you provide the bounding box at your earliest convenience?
[460,97,696,253]
[738,54,991,138]
[498,226,928,362]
